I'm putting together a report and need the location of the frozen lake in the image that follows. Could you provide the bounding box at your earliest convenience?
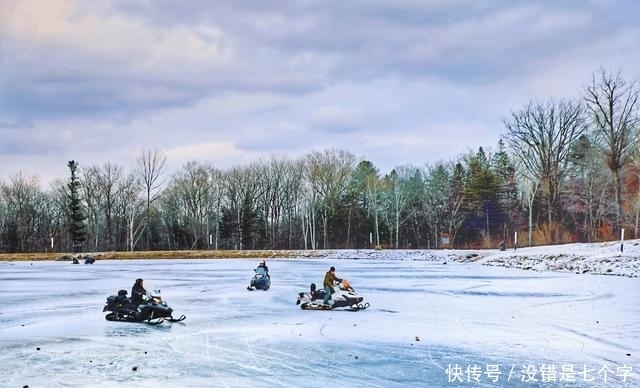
[0,258,637,387]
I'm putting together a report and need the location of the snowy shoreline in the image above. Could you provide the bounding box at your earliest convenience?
[309,239,640,278]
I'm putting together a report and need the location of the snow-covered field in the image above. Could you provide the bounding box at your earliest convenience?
[1,242,638,387]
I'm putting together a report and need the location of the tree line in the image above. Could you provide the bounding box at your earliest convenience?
[1,68,639,253]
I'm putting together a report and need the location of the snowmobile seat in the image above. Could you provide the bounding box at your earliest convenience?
[309,283,323,300]
[109,290,131,306]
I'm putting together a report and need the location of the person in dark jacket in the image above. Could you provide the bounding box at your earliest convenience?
[322,266,342,305]
[131,278,147,306]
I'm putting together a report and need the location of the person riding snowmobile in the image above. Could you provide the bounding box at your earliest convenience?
[131,278,147,306]
[323,266,342,305]
[257,260,269,275]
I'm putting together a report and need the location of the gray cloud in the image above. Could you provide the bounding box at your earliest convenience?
[310,105,363,133]
[0,0,638,183]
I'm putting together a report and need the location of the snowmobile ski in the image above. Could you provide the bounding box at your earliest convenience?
[301,301,371,311]
[105,311,165,325]
[165,314,186,322]
[300,303,334,310]
[349,302,370,311]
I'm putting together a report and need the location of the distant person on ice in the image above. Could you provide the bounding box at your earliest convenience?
[131,278,147,306]
[257,260,269,275]
[323,266,342,305]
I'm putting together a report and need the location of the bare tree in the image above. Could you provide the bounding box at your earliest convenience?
[514,166,540,246]
[173,161,215,249]
[118,173,146,251]
[49,179,72,251]
[628,154,640,239]
[281,158,305,249]
[255,155,307,249]
[300,174,319,250]
[365,168,385,248]
[422,162,465,248]
[305,149,356,249]
[136,149,167,249]
[383,166,420,249]
[565,135,613,241]
[206,166,224,250]
[503,99,587,243]
[221,163,264,250]
[583,68,640,230]
[0,173,43,252]
[81,167,102,250]
[83,163,125,250]
[258,155,288,249]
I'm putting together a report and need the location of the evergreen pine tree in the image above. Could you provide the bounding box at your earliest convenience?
[463,147,500,244]
[67,160,87,252]
[491,139,521,243]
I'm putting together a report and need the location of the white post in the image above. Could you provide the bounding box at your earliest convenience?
[514,231,518,250]
[621,228,625,252]
[50,237,54,249]
[209,234,213,247]
[369,232,372,245]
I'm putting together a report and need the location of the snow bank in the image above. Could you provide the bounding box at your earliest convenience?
[310,239,640,277]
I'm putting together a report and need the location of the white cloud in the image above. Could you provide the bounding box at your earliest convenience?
[165,141,240,170]
[0,0,72,40]
[0,0,231,71]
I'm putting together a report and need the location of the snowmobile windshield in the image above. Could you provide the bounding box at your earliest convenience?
[147,287,162,303]
[339,279,354,291]
[255,267,267,276]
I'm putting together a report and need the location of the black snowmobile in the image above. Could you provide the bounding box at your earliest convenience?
[296,279,369,311]
[103,288,186,325]
[247,265,271,291]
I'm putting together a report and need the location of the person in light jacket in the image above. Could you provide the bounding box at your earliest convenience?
[322,266,342,305]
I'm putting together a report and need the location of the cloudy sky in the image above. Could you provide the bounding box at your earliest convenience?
[1,0,639,185]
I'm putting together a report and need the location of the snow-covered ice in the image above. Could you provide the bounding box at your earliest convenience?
[1,242,638,387]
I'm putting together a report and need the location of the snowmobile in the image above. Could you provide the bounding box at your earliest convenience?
[296,279,369,311]
[103,288,186,325]
[247,265,271,291]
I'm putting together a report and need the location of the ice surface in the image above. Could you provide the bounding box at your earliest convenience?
[0,252,638,387]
